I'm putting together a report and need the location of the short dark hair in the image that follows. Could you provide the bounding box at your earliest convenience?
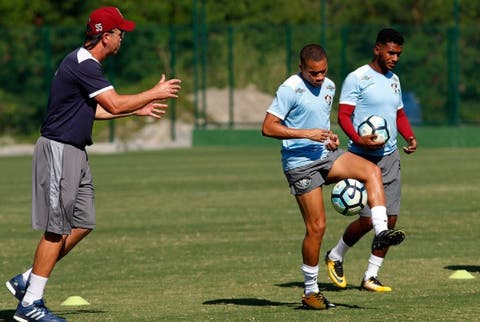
[376,28,404,45]
[300,44,327,65]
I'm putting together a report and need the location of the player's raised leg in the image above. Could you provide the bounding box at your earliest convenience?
[327,152,405,248]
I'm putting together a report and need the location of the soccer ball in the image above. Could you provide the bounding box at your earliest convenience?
[358,115,390,144]
[331,179,367,216]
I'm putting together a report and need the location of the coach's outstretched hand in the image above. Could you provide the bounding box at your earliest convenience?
[153,74,182,100]
[135,101,168,119]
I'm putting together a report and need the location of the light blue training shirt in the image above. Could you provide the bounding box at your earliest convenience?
[267,73,336,171]
[339,64,403,157]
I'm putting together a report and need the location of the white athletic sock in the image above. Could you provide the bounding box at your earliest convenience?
[371,206,388,235]
[22,273,48,306]
[22,268,32,283]
[301,264,319,295]
[364,254,384,280]
[329,237,350,262]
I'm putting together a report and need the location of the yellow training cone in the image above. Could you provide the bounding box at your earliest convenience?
[449,270,475,280]
[61,296,90,306]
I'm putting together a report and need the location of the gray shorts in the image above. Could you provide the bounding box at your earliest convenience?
[357,149,401,217]
[32,136,96,235]
[284,149,345,195]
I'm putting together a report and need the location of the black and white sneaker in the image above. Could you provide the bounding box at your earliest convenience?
[372,229,405,250]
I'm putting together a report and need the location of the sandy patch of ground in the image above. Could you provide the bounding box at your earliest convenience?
[193,85,273,125]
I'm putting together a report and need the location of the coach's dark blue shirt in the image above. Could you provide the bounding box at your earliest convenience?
[41,48,113,149]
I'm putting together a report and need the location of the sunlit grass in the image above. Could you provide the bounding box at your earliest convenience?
[0,147,479,321]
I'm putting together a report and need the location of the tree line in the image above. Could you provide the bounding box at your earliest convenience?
[0,0,477,139]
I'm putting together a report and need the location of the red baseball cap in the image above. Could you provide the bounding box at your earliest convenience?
[86,7,135,36]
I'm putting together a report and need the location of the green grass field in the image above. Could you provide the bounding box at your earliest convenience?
[0,146,479,321]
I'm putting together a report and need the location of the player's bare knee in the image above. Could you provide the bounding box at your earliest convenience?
[307,222,326,239]
[364,163,382,183]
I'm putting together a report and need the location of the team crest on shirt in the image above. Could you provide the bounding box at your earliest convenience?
[326,84,335,91]
[324,94,333,105]
[391,82,400,94]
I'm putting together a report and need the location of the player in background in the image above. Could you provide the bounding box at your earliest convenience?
[325,28,417,292]
[262,44,405,310]
[5,7,181,322]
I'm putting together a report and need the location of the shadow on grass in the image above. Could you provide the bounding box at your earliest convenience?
[0,309,15,322]
[0,309,106,322]
[56,309,106,317]
[203,298,298,308]
[203,281,365,310]
[444,265,480,273]
[275,281,359,292]
[202,298,363,310]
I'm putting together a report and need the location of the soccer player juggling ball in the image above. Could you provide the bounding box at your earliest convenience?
[262,43,405,310]
[325,28,416,292]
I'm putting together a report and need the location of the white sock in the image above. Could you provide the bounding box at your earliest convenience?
[301,264,319,295]
[371,206,388,235]
[364,254,384,280]
[22,273,48,306]
[329,238,350,262]
[22,268,32,283]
